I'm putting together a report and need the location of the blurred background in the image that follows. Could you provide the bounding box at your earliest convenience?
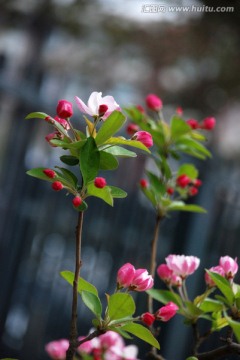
[1,0,240,359]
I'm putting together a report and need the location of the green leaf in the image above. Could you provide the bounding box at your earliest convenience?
[79,137,100,185]
[103,146,137,158]
[170,116,191,140]
[199,298,224,313]
[225,314,240,342]
[60,271,98,296]
[121,323,160,349]
[95,111,126,145]
[99,151,119,170]
[87,183,113,206]
[73,200,88,212]
[55,167,78,187]
[175,137,211,159]
[108,293,135,320]
[108,186,127,198]
[81,290,102,319]
[158,156,172,179]
[146,171,166,195]
[60,155,79,166]
[107,326,133,340]
[104,137,151,153]
[141,187,157,207]
[186,357,199,360]
[25,111,48,119]
[147,289,182,308]
[177,163,198,179]
[27,167,55,182]
[206,271,234,305]
[167,202,207,213]
[51,139,87,150]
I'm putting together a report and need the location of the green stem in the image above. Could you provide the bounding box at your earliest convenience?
[66,211,84,360]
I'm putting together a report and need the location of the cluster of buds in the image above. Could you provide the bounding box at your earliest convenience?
[186,117,216,131]
[117,263,153,292]
[176,174,202,197]
[157,254,200,286]
[205,255,238,287]
[141,301,179,327]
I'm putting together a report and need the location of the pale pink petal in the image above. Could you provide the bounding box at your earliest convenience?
[75,96,93,116]
[87,91,102,114]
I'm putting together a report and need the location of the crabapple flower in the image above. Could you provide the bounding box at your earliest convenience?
[94,177,107,188]
[43,169,56,178]
[141,312,155,326]
[205,266,225,287]
[117,263,135,289]
[219,256,238,279]
[72,196,82,207]
[186,119,199,129]
[202,116,216,130]
[45,339,69,360]
[139,179,148,188]
[176,174,191,188]
[77,337,93,354]
[52,181,63,191]
[75,91,120,120]
[106,344,139,360]
[56,100,73,119]
[130,268,153,291]
[126,123,140,136]
[157,264,173,283]
[166,254,200,279]
[99,331,125,350]
[133,131,153,148]
[145,94,163,111]
[155,302,179,322]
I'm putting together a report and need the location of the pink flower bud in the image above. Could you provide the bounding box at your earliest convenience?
[188,186,198,196]
[117,263,136,288]
[176,106,183,116]
[145,94,163,111]
[170,274,183,287]
[155,302,179,322]
[176,174,191,188]
[45,132,59,147]
[193,179,202,187]
[219,256,238,279]
[52,181,63,191]
[141,312,155,326]
[139,179,148,189]
[166,254,200,279]
[45,339,69,360]
[202,117,216,130]
[43,169,56,179]
[54,116,70,130]
[126,123,140,136]
[130,268,153,291]
[205,266,225,287]
[56,99,73,118]
[98,104,108,117]
[157,264,173,283]
[133,131,153,148]
[99,331,124,349]
[94,177,107,189]
[72,196,82,207]
[186,119,199,129]
[167,187,174,195]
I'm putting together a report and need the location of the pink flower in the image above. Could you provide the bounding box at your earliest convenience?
[132,131,153,148]
[126,123,140,136]
[54,116,70,130]
[106,345,139,360]
[72,196,82,207]
[99,331,124,350]
[139,179,148,189]
[77,336,93,354]
[52,181,63,191]
[202,117,216,130]
[145,94,163,111]
[219,256,238,279]
[117,263,136,289]
[130,268,153,291]
[56,100,73,119]
[170,274,183,287]
[141,312,155,326]
[94,177,107,189]
[186,119,199,129]
[155,302,179,322]
[205,266,225,287]
[176,174,191,188]
[157,264,173,283]
[75,92,120,120]
[165,254,200,279]
[43,169,56,179]
[45,339,69,360]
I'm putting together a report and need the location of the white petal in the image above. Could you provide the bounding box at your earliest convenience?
[75,96,93,115]
[87,92,102,115]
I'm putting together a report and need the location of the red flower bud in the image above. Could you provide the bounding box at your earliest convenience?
[98,104,108,117]
[136,105,145,113]
[140,179,148,188]
[72,196,82,207]
[202,117,216,130]
[52,181,63,191]
[56,99,73,119]
[176,174,190,188]
[186,119,199,129]
[141,312,155,326]
[54,116,70,130]
[43,169,56,179]
[176,106,183,116]
[126,123,139,136]
[155,302,179,322]
[188,186,198,196]
[193,179,202,187]
[133,131,153,148]
[167,187,174,195]
[94,177,107,189]
[145,94,163,111]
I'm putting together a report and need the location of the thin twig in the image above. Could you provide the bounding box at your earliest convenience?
[66,211,84,360]
[196,342,240,360]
